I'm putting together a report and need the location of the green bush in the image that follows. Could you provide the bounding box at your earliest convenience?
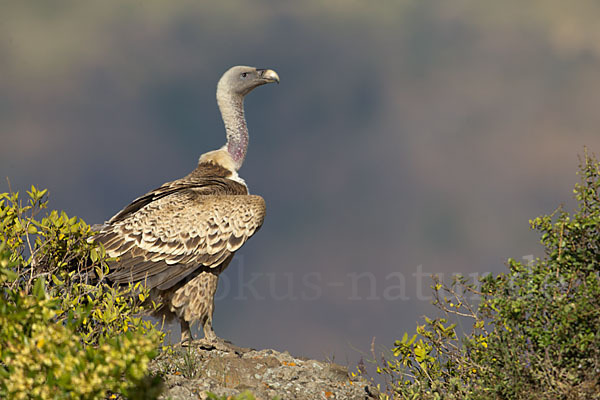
[0,186,163,399]
[375,151,600,400]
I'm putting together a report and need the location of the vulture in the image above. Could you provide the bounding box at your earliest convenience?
[92,66,279,345]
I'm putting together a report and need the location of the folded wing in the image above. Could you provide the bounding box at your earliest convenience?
[94,189,265,291]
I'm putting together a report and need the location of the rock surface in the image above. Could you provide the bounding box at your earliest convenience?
[148,343,377,400]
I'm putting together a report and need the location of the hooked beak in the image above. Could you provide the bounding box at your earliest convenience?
[257,68,280,84]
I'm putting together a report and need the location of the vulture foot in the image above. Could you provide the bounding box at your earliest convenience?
[194,337,253,354]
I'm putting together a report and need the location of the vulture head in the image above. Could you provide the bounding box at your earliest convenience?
[217,66,280,97]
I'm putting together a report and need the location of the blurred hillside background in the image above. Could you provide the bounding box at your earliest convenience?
[2,1,600,366]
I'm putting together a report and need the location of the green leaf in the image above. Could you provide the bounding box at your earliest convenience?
[33,277,46,300]
[90,248,98,263]
[407,334,417,345]
[401,332,408,344]
[1,267,18,281]
[51,274,63,285]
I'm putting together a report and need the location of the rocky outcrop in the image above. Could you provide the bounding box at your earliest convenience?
[149,344,377,400]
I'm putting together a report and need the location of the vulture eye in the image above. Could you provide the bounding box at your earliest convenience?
[240,72,248,78]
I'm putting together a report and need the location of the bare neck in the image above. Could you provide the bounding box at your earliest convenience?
[217,89,247,171]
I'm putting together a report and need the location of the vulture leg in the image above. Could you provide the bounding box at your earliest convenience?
[172,267,223,343]
[199,269,219,342]
[180,319,192,343]
[202,311,217,342]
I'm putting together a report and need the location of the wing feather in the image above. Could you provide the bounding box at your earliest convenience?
[94,188,265,290]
